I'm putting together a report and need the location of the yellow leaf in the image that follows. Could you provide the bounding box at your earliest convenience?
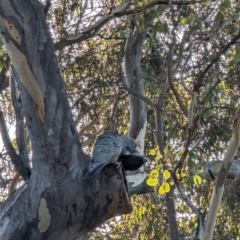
[181,18,187,25]
[156,152,163,159]
[176,173,180,179]
[149,149,156,156]
[155,164,163,170]
[158,185,165,195]
[146,178,158,186]
[163,170,171,180]
[154,145,159,150]
[139,206,146,216]
[181,172,187,178]
[150,169,159,178]
[169,181,175,185]
[193,175,202,185]
[163,182,170,193]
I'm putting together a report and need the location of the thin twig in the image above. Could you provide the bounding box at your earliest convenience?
[168,44,188,117]
[121,72,156,109]
[194,31,240,92]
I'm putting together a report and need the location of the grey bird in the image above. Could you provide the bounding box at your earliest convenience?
[83,132,139,180]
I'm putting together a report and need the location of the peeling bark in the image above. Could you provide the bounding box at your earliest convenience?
[0,1,136,239]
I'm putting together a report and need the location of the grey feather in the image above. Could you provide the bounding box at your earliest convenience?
[83,132,140,180]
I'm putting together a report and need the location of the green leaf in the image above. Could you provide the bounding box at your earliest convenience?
[0,56,4,71]
[197,165,204,173]
[221,0,231,9]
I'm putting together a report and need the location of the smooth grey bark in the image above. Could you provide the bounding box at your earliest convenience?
[124,30,147,142]
[0,1,136,239]
[124,10,179,239]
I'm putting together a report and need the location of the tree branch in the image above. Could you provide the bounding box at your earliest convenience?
[10,75,30,171]
[55,2,133,50]
[0,111,30,180]
[172,31,188,76]
[194,31,240,92]
[43,0,51,15]
[188,91,197,129]
[168,44,188,117]
[202,104,240,240]
[0,56,10,92]
[119,0,204,16]
[81,126,105,147]
[55,1,202,51]
[174,178,201,215]
[121,71,156,109]
[180,69,192,95]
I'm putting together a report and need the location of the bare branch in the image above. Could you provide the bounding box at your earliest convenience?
[180,69,192,95]
[43,0,51,15]
[81,126,105,147]
[188,91,197,129]
[174,115,199,174]
[55,2,133,50]
[106,94,129,131]
[172,31,188,76]
[200,78,221,105]
[172,175,201,215]
[122,0,204,16]
[168,44,188,117]
[55,1,202,50]
[156,82,169,151]
[194,31,240,92]
[79,108,106,135]
[191,132,206,152]
[121,72,156,109]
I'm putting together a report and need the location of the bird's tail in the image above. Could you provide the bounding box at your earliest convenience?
[83,161,107,180]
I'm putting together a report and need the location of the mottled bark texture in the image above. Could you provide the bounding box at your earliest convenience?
[124,31,147,148]
[0,1,133,239]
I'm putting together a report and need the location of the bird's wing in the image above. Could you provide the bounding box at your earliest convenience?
[83,132,123,180]
[83,160,108,180]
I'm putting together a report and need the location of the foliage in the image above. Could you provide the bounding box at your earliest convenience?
[1,0,240,239]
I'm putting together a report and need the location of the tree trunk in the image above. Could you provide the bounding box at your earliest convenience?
[124,31,147,153]
[0,1,133,239]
